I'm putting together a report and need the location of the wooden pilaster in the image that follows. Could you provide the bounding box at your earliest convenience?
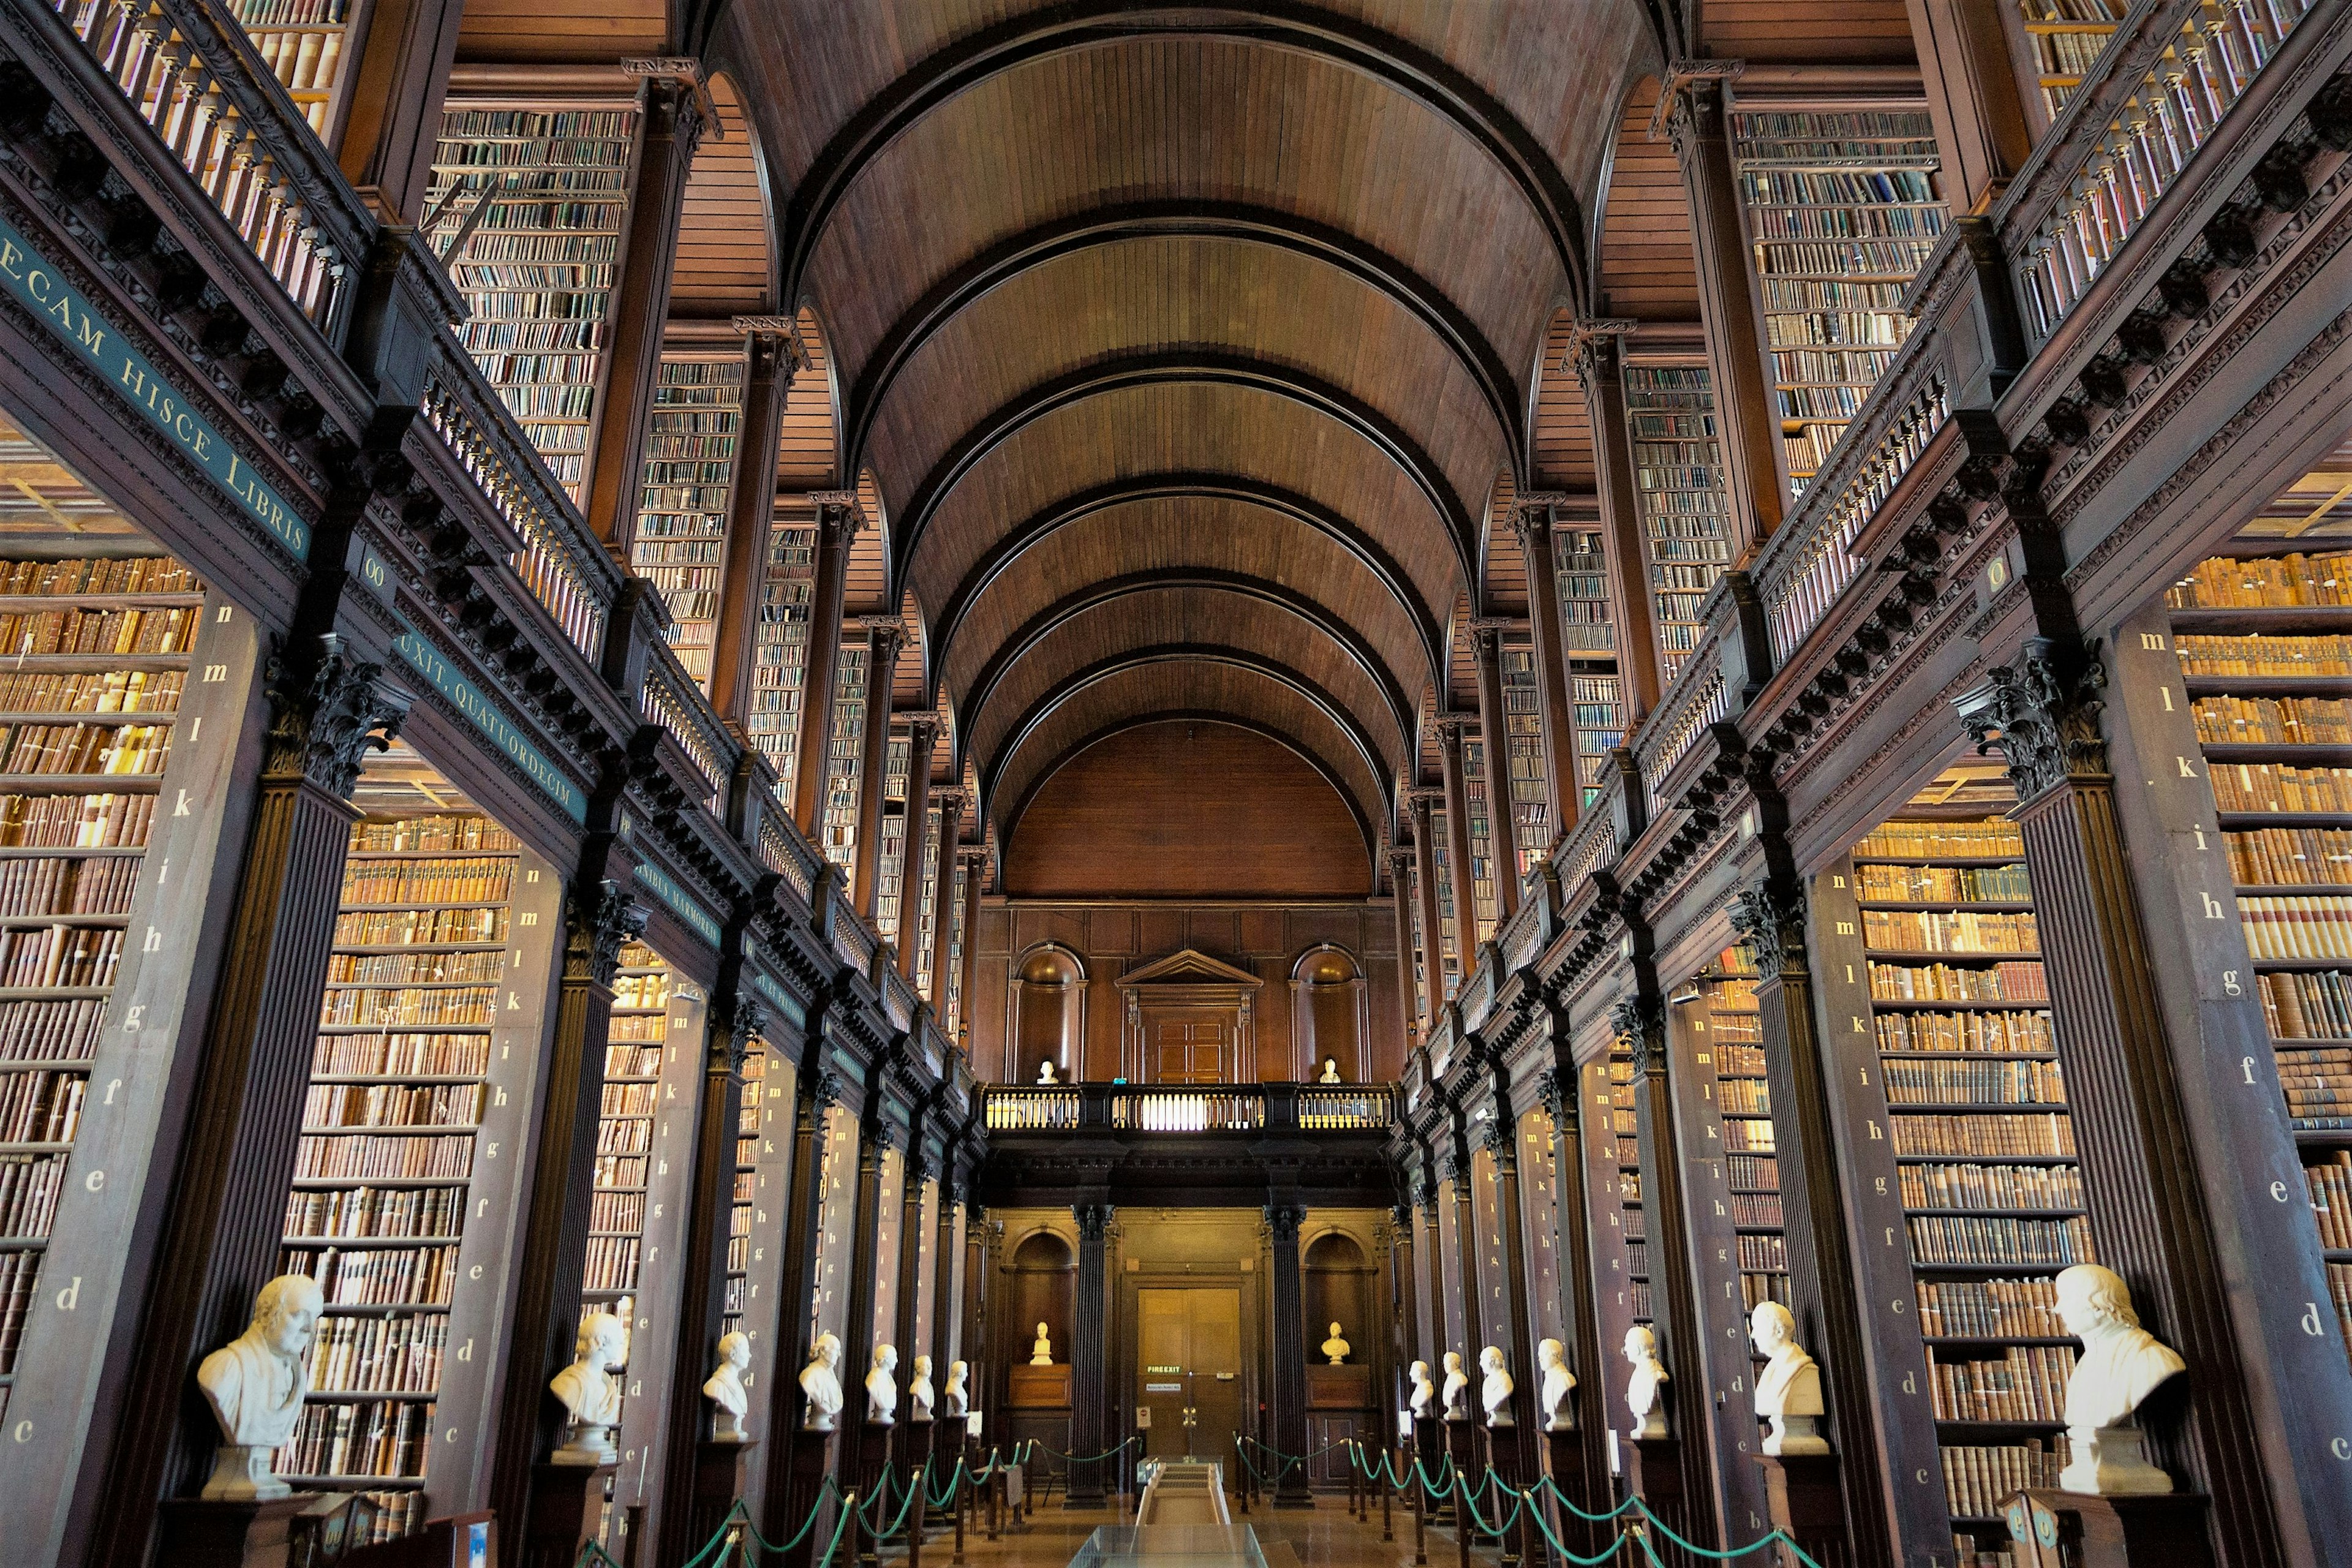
[1436,718,1483,960]
[925,791,966,1003]
[1566,339,1667,718]
[793,498,862,831]
[1902,0,2034,208]
[852,622,908,918]
[894,721,941,977]
[1410,793,1447,1016]
[1267,1202,1313,1504]
[1509,499,1594,828]
[1068,1204,1112,1503]
[1532,1062,1613,1556]
[1469,625,1522,917]
[335,0,466,222]
[760,1054,842,1548]
[707,323,801,724]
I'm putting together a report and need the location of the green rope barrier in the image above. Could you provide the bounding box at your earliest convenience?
[570,1541,628,1568]
[1528,1472,1640,1525]
[734,1479,843,1557]
[926,1457,968,1509]
[811,1495,858,1568]
[1629,1498,1828,1568]
[1027,1436,1137,1464]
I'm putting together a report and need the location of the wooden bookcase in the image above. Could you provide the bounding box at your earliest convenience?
[1572,668,1626,812]
[628,351,746,689]
[226,0,369,142]
[1431,813,1461,998]
[1498,639,1551,878]
[818,645,869,871]
[727,1035,796,1521]
[2010,0,2130,123]
[1814,779,2082,1565]
[1728,105,1947,499]
[2165,546,2352,1373]
[1620,363,1731,682]
[875,732,913,946]
[429,102,640,507]
[1553,526,1617,657]
[1463,734,1499,943]
[910,802,944,998]
[746,519,817,792]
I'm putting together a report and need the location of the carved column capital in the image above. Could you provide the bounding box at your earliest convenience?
[809,1067,845,1111]
[1728,877,1807,974]
[1509,491,1569,552]
[626,67,709,162]
[567,879,646,989]
[718,997,767,1072]
[1076,1202,1115,1241]
[861,616,908,665]
[1407,789,1438,828]
[1263,1202,1305,1243]
[1479,1112,1515,1167]
[1563,319,1638,386]
[1652,59,1743,157]
[263,633,415,797]
[1609,997,1663,1077]
[1534,1065,1575,1128]
[809,491,865,544]
[1957,638,2109,802]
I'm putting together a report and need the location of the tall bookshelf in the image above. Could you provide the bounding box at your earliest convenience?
[1572,669,1625,810]
[587,941,671,1342]
[1707,946,1787,1317]
[0,554,200,1428]
[943,857,970,1037]
[226,0,363,139]
[628,353,745,688]
[1730,107,1947,497]
[1610,1044,1649,1328]
[1498,641,1551,873]
[910,803,943,998]
[1621,364,1731,680]
[726,1046,766,1341]
[277,748,560,1540]
[1463,735,1499,943]
[1431,810,1461,999]
[2165,545,2352,1373]
[819,646,868,871]
[875,734,911,944]
[429,103,639,506]
[1818,785,2084,1565]
[1406,861,1430,1025]
[2013,0,2128,120]
[1553,526,1618,655]
[746,521,816,793]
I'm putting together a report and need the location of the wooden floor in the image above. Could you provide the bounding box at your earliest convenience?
[895,1493,1509,1568]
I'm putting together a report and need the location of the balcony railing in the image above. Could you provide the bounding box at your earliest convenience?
[640,643,729,815]
[982,1082,1397,1133]
[51,0,360,329]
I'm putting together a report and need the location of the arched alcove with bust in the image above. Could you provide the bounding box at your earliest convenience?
[1009,944,1086,1084]
[1291,944,1368,1082]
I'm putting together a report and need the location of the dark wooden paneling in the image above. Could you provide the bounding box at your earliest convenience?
[670,77,770,317]
[455,0,665,61]
[1597,78,1700,322]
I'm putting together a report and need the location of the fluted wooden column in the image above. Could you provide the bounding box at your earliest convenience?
[1447,1127,1484,1355]
[841,1118,891,1504]
[1069,1204,1113,1502]
[1436,717,1483,959]
[1533,1063,1613,1556]
[89,639,412,1568]
[925,791,967,1003]
[760,1061,842,1552]
[894,718,941,976]
[1408,793,1446,1018]
[1267,1202,1312,1504]
[707,323,800,723]
[1569,335,1667,718]
[851,622,907,917]
[336,0,465,221]
[793,497,862,830]
[1468,624,1522,918]
[1660,66,1784,557]
[1389,1201,1422,1406]
[956,848,987,1043]
[1479,1118,1539,1483]
[1508,499,1588,835]
[1960,639,2289,1568]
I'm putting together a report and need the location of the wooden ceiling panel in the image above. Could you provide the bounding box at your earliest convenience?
[861,236,1508,565]
[1480,470,1526,616]
[776,305,837,491]
[1532,311,1595,490]
[456,0,666,62]
[669,76,769,318]
[845,467,891,614]
[1597,77,1698,321]
[989,661,1389,865]
[939,494,1431,709]
[905,381,1462,654]
[967,587,1408,787]
[1698,0,1919,63]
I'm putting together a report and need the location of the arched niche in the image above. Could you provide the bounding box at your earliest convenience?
[1010,944,1085,1083]
[1302,1231,1373,1359]
[1008,1229,1076,1373]
[1291,944,1369,1082]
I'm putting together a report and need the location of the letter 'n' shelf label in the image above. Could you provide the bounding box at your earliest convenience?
[390,622,586,823]
[634,859,722,946]
[0,214,309,560]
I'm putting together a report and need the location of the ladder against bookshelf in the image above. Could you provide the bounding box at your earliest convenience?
[426,102,641,506]
[747,520,816,794]
[1728,105,1948,499]
[2166,546,2352,1370]
[276,747,562,1542]
[630,353,747,688]
[1621,364,1731,682]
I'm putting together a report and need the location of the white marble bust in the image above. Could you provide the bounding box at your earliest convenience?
[909,1353,935,1420]
[1439,1350,1469,1419]
[867,1343,899,1425]
[1322,1321,1350,1364]
[1749,1303,1827,1456]
[1623,1326,1668,1441]
[196,1273,325,1499]
[1037,1060,1059,1085]
[800,1331,845,1431]
[943,1359,970,1417]
[1479,1346,1515,1427]
[1030,1321,1054,1365]
[704,1330,753,1442]
[551,1312,629,1465]
[1536,1338,1577,1432]
[2055,1265,2187,1495]
[1407,1359,1436,1418]
[1319,1057,1342,1084]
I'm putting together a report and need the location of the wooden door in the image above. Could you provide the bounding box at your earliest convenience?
[1134,1287,1244,1483]
[1149,1011,1230,1082]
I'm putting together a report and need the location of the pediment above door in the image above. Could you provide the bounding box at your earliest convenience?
[1116,948,1264,990]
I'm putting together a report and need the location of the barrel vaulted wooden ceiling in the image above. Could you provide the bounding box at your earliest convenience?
[454,0,1920,881]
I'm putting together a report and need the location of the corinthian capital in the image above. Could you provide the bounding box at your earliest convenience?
[264,633,414,797]
[1956,638,2108,803]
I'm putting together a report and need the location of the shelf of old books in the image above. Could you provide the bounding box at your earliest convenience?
[226,0,365,140]
[1463,734,1499,943]
[277,746,562,1539]
[1552,524,1617,657]
[875,731,912,944]
[0,549,202,1427]
[1824,779,2086,1558]
[1612,1042,1649,1328]
[2166,543,2352,1369]
[909,801,944,998]
[818,644,869,871]
[1572,666,1625,810]
[725,1044,766,1340]
[2013,0,2128,121]
[1706,946,1789,1319]
[746,518,817,789]
[1498,639,1551,876]
[1728,104,1947,498]
[428,100,640,505]
[1431,812,1461,1001]
[1621,363,1731,681]
[628,351,746,688]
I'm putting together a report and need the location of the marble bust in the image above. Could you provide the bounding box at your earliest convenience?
[196,1273,325,1499]
[1536,1338,1577,1432]
[1407,1359,1436,1418]
[1037,1060,1058,1085]
[1623,1326,1668,1441]
[1318,1057,1342,1084]
[551,1313,629,1465]
[909,1353,935,1420]
[943,1359,970,1417]
[704,1331,752,1442]
[1479,1346,1515,1427]
[1749,1302,1827,1455]
[866,1343,899,1425]
[2055,1264,2187,1494]
[1439,1350,1469,1419]
[1322,1321,1351,1364]
[1030,1322,1054,1365]
[800,1332,845,1431]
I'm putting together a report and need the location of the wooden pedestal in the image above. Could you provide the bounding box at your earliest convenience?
[1482,1424,1525,1568]
[1755,1454,1849,1568]
[1542,1428,1605,1561]
[684,1441,758,1563]
[519,1461,612,1568]
[156,1493,352,1568]
[1626,1439,1691,1554]
[1414,1416,1450,1523]
[2000,1490,2215,1568]
[1006,1363,1072,1408]
[774,1429,837,1568]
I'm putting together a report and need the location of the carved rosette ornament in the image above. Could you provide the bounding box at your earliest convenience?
[1957,638,2109,803]
[263,633,415,797]
[568,880,646,988]
[1728,878,1807,976]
